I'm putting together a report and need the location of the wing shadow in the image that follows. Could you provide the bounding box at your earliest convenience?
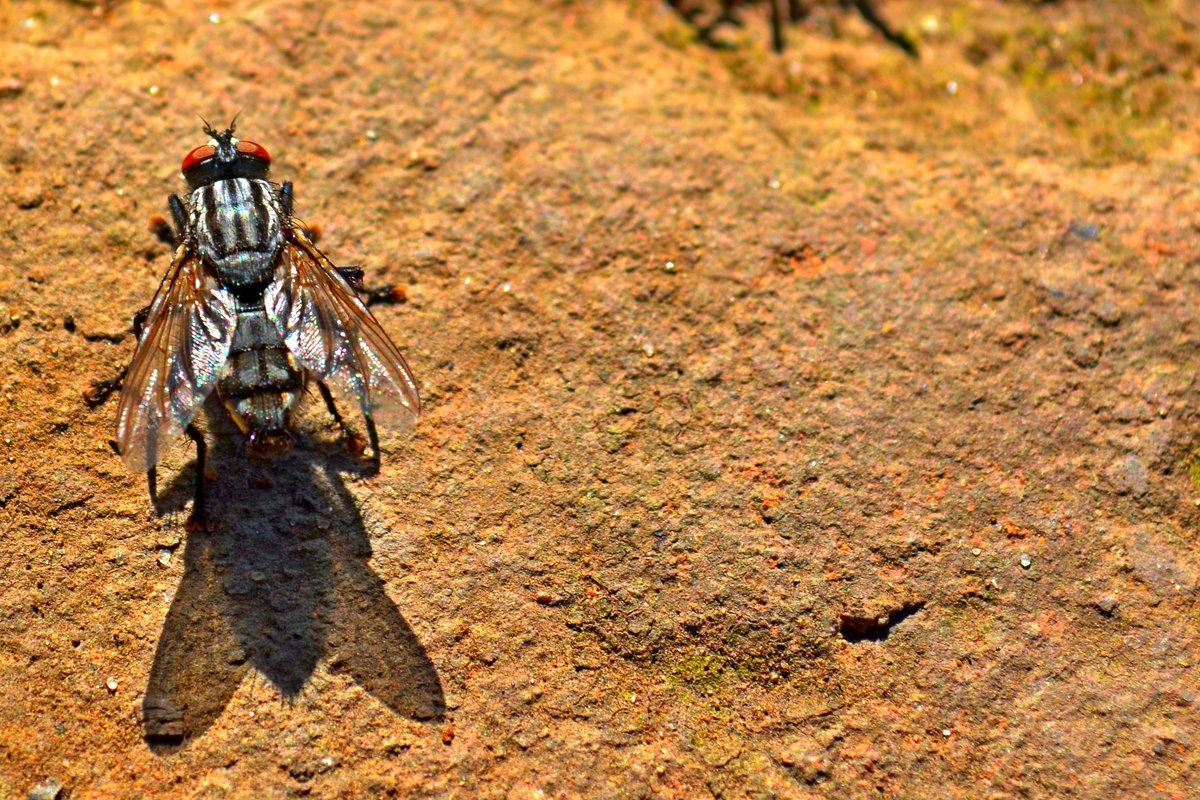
[143,428,443,754]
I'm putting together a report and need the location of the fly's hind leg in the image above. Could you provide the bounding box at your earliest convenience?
[364,415,382,470]
[84,305,152,406]
[141,423,206,529]
[317,380,371,458]
[184,424,209,532]
[335,266,408,307]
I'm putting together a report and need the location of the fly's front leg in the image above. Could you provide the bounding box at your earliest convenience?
[84,305,151,406]
[279,181,294,217]
[168,194,188,244]
[335,266,408,307]
[149,195,189,247]
[280,182,329,245]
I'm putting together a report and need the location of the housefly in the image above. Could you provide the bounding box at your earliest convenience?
[87,120,420,530]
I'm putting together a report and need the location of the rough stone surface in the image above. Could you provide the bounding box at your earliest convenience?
[2,1,1199,797]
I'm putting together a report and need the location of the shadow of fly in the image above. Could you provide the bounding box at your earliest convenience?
[141,438,444,750]
[87,119,420,530]
[666,0,917,56]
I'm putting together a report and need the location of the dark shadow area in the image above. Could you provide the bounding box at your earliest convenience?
[143,411,444,753]
[664,0,917,57]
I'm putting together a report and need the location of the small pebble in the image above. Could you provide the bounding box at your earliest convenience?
[1096,596,1118,616]
[1019,554,1032,569]
[105,676,118,692]
[1105,453,1148,497]
[1069,221,1100,241]
[0,79,24,99]
[27,778,63,800]
[15,186,44,210]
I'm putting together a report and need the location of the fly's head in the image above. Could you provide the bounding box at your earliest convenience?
[181,117,272,189]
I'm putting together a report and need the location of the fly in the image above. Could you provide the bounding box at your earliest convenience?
[86,119,421,530]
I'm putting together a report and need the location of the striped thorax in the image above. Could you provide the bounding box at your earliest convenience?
[190,178,284,291]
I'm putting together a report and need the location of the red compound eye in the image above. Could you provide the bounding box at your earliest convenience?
[181,144,216,173]
[235,140,271,164]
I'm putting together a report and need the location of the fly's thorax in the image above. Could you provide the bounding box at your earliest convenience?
[189,177,284,290]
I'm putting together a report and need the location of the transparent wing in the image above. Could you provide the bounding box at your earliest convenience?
[115,245,237,472]
[265,229,421,428]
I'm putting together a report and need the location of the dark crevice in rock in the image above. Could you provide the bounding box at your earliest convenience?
[838,601,925,644]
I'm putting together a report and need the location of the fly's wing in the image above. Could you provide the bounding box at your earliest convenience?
[265,229,421,428]
[115,245,237,472]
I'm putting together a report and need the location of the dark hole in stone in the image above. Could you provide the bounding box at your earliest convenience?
[838,601,925,644]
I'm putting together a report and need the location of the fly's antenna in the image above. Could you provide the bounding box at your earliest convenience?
[228,111,241,135]
[199,114,218,139]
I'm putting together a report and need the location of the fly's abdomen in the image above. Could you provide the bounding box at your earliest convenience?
[190,177,283,289]
[218,305,305,456]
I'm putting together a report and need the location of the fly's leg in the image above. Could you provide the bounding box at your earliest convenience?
[335,266,408,307]
[317,380,354,439]
[84,372,126,407]
[168,194,188,244]
[132,306,150,340]
[317,381,382,469]
[844,0,917,56]
[770,0,786,53]
[141,424,206,528]
[278,182,403,307]
[337,266,364,289]
[149,195,189,247]
[184,424,209,532]
[279,181,294,217]
[317,380,370,457]
[365,415,382,470]
[280,182,333,247]
[84,306,151,406]
[696,0,744,47]
[664,0,701,24]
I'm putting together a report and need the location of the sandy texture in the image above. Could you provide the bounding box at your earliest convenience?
[1,0,1198,796]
